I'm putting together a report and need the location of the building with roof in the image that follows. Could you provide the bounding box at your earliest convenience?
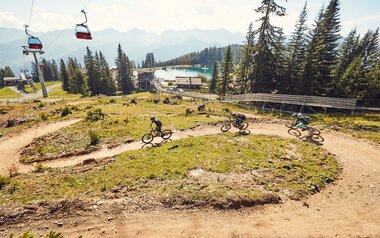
[3,77,22,86]
[175,76,202,89]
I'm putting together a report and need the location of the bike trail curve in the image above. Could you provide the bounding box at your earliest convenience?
[0,120,379,237]
[0,119,81,176]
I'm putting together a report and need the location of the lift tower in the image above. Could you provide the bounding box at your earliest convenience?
[22,25,48,98]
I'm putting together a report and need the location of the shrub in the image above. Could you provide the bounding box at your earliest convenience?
[89,130,100,146]
[61,106,72,117]
[0,176,11,189]
[34,163,46,173]
[37,102,45,108]
[86,108,105,121]
[20,231,35,238]
[46,231,64,238]
[40,113,49,121]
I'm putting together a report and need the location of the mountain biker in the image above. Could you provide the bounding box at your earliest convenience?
[231,113,247,127]
[150,117,162,133]
[291,112,311,130]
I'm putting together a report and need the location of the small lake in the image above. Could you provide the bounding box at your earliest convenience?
[155,67,212,81]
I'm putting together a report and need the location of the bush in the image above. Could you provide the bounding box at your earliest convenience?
[86,108,105,121]
[37,102,45,108]
[34,163,46,173]
[89,130,100,146]
[46,231,64,238]
[0,175,11,189]
[19,231,35,238]
[61,106,72,117]
[40,113,49,121]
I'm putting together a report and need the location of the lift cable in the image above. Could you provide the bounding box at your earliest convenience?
[44,0,93,51]
[23,0,36,69]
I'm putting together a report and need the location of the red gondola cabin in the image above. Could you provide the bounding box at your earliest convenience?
[75,24,92,40]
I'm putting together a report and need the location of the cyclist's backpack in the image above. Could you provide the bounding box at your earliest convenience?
[238,114,246,120]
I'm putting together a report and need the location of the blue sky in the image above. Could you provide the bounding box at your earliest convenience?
[0,0,379,36]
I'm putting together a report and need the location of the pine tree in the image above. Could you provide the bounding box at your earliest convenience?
[0,68,4,87]
[358,28,379,68]
[319,0,341,95]
[285,2,308,94]
[339,56,366,99]
[218,45,234,96]
[85,47,101,95]
[365,54,380,106]
[0,66,15,86]
[98,51,117,95]
[31,61,39,82]
[115,44,134,94]
[237,23,255,94]
[59,59,69,92]
[3,66,14,77]
[251,0,286,93]
[41,59,54,82]
[67,58,87,95]
[209,61,218,93]
[273,31,286,93]
[51,60,60,81]
[333,29,360,95]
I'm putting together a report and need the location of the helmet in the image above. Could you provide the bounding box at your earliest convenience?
[231,113,237,117]
[150,117,155,121]
[291,113,297,117]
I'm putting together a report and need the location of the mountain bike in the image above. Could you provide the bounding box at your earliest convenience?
[221,117,249,132]
[142,127,173,144]
[285,121,324,142]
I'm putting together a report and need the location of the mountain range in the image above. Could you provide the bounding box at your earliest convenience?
[0,27,245,71]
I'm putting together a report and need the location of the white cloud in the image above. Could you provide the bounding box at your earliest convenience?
[0,10,24,29]
[0,0,376,36]
[28,7,73,32]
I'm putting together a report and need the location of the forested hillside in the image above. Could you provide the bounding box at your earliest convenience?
[216,0,379,106]
[156,45,242,66]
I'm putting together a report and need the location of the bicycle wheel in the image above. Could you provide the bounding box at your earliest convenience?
[238,122,249,130]
[288,128,301,137]
[142,133,154,144]
[221,124,231,132]
[161,130,172,140]
[285,122,296,128]
[311,134,324,142]
[307,127,321,135]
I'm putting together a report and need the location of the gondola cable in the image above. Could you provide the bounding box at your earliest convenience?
[44,0,93,51]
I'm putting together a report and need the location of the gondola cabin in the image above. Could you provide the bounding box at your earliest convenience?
[28,36,43,50]
[75,24,92,40]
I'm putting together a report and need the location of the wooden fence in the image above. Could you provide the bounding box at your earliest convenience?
[224,93,357,110]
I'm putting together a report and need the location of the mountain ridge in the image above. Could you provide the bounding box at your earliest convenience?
[0,27,245,70]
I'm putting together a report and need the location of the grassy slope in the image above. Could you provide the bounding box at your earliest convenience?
[19,95,226,163]
[0,134,340,207]
[0,87,22,99]
[46,86,81,99]
[0,100,85,137]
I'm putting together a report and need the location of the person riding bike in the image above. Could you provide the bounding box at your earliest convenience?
[150,117,162,133]
[291,112,311,130]
[231,113,247,128]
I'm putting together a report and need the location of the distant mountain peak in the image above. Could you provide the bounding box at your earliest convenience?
[0,27,245,70]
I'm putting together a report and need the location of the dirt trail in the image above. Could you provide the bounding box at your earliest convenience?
[0,119,81,176]
[53,123,380,237]
[1,121,380,237]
